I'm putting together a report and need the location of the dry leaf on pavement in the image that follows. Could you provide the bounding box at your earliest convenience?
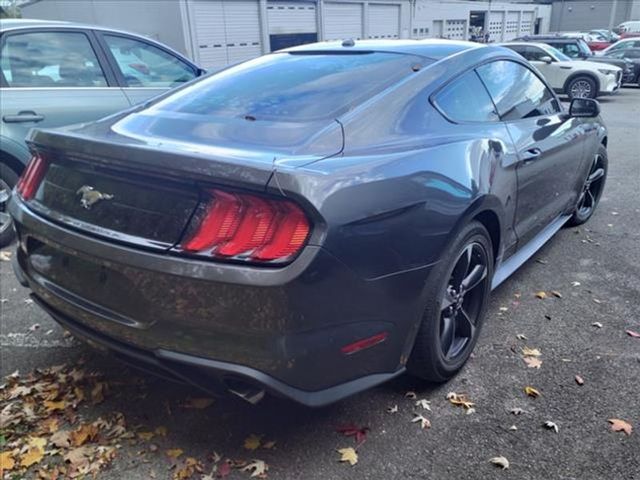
[241,459,268,478]
[337,447,358,466]
[575,375,585,386]
[523,357,542,369]
[535,291,548,299]
[411,414,431,429]
[524,386,540,398]
[626,330,640,338]
[592,322,603,328]
[244,434,262,451]
[336,424,369,446]
[521,347,541,357]
[544,421,559,433]
[386,405,398,414]
[404,391,417,399]
[447,392,475,409]
[608,419,632,436]
[415,399,431,411]
[489,456,510,469]
[166,448,184,459]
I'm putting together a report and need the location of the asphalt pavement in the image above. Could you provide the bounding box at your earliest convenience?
[1,88,639,480]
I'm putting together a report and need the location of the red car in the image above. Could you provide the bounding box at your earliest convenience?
[587,39,612,51]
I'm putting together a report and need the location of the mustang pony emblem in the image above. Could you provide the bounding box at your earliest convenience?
[76,185,114,210]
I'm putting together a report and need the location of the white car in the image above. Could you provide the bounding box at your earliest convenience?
[597,37,640,56]
[500,42,622,99]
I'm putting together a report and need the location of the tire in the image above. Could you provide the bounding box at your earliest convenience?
[566,75,598,99]
[0,163,19,248]
[408,221,494,382]
[567,145,608,227]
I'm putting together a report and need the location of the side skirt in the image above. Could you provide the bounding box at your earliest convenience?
[491,214,572,290]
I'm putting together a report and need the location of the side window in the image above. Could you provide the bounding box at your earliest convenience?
[524,46,550,62]
[103,35,196,87]
[476,60,560,121]
[433,70,498,123]
[559,43,581,59]
[0,31,107,88]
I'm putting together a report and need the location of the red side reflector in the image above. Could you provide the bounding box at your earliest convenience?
[182,189,311,263]
[341,332,389,355]
[16,155,48,200]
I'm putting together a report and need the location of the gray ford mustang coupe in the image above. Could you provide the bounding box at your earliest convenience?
[9,40,608,406]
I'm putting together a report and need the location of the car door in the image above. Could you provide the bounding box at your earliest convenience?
[0,28,130,153]
[477,60,588,247]
[96,32,200,106]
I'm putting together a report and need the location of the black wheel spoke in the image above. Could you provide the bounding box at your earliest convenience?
[588,167,605,184]
[441,288,456,311]
[440,315,455,356]
[461,264,486,292]
[455,308,475,338]
[451,245,472,286]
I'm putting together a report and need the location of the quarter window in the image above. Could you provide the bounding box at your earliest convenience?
[103,35,196,87]
[0,31,107,88]
[476,60,560,121]
[433,70,498,123]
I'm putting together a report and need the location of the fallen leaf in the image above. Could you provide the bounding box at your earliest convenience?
[71,424,98,447]
[217,461,231,478]
[626,330,640,338]
[138,431,155,441]
[182,397,215,409]
[544,421,559,433]
[571,281,581,287]
[575,375,584,386]
[551,291,563,298]
[593,298,602,304]
[509,425,517,431]
[337,447,358,466]
[28,323,40,332]
[336,424,369,446]
[20,446,44,468]
[415,399,431,411]
[241,459,268,478]
[524,386,541,398]
[465,407,476,415]
[592,322,603,328]
[386,405,398,414]
[63,446,92,467]
[155,426,168,437]
[173,457,203,480]
[404,391,417,399]
[523,357,542,369]
[262,440,276,450]
[412,414,431,429]
[509,408,525,415]
[608,419,632,436]
[0,451,15,472]
[44,400,66,412]
[243,434,262,451]
[166,448,184,459]
[489,456,509,469]
[51,430,72,448]
[535,259,548,264]
[0,251,11,262]
[516,334,527,340]
[91,382,105,404]
[535,291,548,299]
[447,392,475,409]
[522,347,541,357]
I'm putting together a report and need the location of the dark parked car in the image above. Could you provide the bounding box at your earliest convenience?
[0,19,205,247]
[604,48,640,86]
[515,34,636,83]
[8,40,608,406]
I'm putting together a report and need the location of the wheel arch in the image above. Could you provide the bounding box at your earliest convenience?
[563,71,601,96]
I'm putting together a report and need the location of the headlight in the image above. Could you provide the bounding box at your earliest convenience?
[597,69,616,75]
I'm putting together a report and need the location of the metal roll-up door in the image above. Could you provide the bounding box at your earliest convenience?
[504,11,520,41]
[520,11,534,36]
[268,1,317,34]
[368,4,400,39]
[488,11,504,42]
[323,2,364,41]
[267,1,318,51]
[445,19,466,40]
[191,0,227,69]
[223,0,262,65]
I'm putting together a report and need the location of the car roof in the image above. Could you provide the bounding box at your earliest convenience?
[500,42,552,50]
[516,35,578,42]
[0,17,144,36]
[281,39,483,60]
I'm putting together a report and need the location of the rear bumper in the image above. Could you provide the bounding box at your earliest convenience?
[9,195,428,406]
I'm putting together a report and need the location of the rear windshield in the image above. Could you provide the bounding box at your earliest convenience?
[147,51,427,122]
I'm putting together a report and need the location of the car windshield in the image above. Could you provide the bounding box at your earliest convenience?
[148,51,428,122]
[545,45,572,62]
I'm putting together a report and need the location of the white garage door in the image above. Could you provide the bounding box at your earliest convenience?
[488,11,504,42]
[190,0,262,70]
[504,11,520,41]
[445,19,466,40]
[368,4,400,39]
[323,2,364,41]
[520,11,534,36]
[268,1,317,34]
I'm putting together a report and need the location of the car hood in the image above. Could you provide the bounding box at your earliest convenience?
[561,60,622,71]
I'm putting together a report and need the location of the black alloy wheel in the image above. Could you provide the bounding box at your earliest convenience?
[568,145,608,226]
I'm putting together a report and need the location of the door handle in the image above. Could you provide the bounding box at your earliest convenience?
[521,148,542,162]
[2,111,45,123]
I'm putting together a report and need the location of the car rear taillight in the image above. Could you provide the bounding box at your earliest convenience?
[16,155,48,200]
[181,189,311,263]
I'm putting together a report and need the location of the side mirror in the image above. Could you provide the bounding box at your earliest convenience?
[540,55,553,63]
[569,98,600,117]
